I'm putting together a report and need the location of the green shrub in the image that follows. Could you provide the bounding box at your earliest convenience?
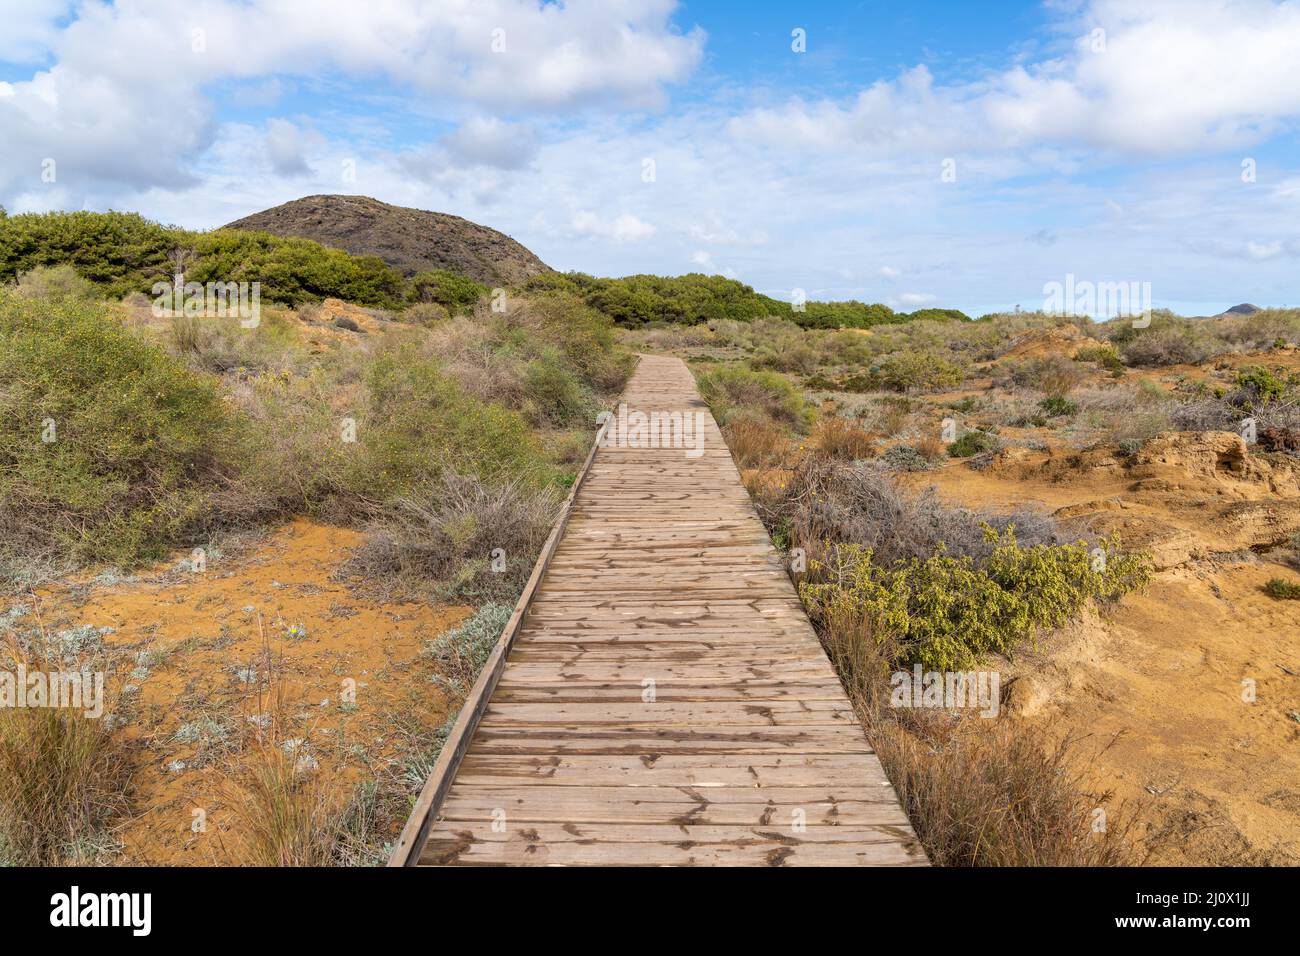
[800,530,1150,670]
[348,345,551,500]
[14,264,96,301]
[1264,578,1300,600]
[1038,395,1078,418]
[409,269,486,314]
[0,211,410,307]
[523,352,597,426]
[695,364,811,430]
[515,291,630,393]
[1075,343,1125,372]
[0,291,235,568]
[947,430,998,457]
[524,271,965,330]
[867,351,965,392]
[1235,366,1295,405]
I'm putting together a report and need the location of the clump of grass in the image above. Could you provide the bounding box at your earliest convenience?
[348,472,562,601]
[229,741,338,866]
[808,415,876,462]
[696,363,811,430]
[874,712,1138,865]
[1263,577,1300,600]
[222,620,339,866]
[0,707,130,865]
[424,603,513,697]
[947,429,998,458]
[0,632,130,865]
[723,414,791,468]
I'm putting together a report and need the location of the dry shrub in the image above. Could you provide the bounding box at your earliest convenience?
[348,471,563,601]
[724,414,791,468]
[1099,408,1173,455]
[915,435,947,460]
[874,713,1138,865]
[757,459,1064,570]
[808,415,876,462]
[1038,363,1085,400]
[872,398,913,437]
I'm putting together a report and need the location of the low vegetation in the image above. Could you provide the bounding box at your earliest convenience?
[0,260,631,866]
[681,318,1166,863]
[0,633,130,865]
[801,530,1149,671]
[526,270,969,329]
[0,284,629,592]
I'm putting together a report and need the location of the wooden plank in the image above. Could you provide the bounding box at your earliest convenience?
[421,824,925,866]
[454,754,893,787]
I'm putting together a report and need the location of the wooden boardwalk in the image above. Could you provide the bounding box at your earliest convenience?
[397,354,924,866]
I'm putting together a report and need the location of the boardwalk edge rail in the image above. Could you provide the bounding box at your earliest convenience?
[386,380,630,867]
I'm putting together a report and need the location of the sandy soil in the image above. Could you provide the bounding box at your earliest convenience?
[906,445,1300,864]
[3,519,469,865]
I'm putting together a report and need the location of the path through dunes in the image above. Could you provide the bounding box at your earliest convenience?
[397,354,924,866]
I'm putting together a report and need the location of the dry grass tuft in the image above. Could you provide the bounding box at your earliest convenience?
[816,603,1140,866]
[808,415,876,462]
[227,741,338,867]
[222,620,339,866]
[723,414,792,468]
[0,629,131,865]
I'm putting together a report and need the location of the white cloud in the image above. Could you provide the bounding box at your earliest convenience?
[570,210,656,243]
[0,0,69,64]
[0,0,703,198]
[897,292,937,307]
[730,0,1300,158]
[265,119,315,178]
[442,118,538,170]
[878,265,901,278]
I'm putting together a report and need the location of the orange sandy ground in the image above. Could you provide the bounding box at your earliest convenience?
[905,455,1300,864]
[6,519,469,865]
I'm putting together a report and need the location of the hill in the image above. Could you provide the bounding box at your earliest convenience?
[223,195,550,286]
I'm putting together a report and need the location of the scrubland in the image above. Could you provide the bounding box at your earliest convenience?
[0,242,630,864]
[4,206,1298,866]
[630,306,1300,865]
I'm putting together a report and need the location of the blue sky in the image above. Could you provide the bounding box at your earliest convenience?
[2,0,1299,316]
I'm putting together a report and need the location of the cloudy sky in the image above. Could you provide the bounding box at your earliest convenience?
[1,0,1298,315]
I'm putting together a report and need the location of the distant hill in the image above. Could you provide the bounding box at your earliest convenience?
[223,195,551,286]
